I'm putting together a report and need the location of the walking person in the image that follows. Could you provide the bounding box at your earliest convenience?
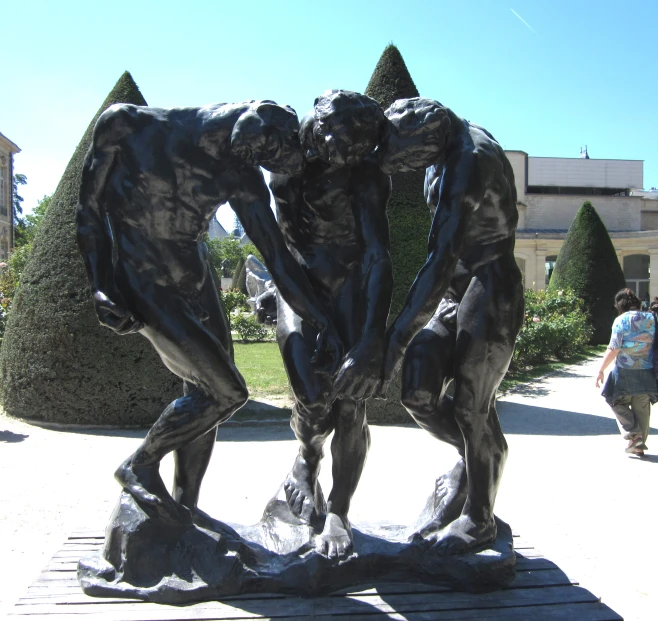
[596,288,657,457]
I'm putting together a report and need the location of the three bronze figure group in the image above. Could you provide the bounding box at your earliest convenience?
[76,89,523,572]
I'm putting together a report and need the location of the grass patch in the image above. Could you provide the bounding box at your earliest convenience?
[233,341,289,397]
[500,345,606,393]
[233,339,606,399]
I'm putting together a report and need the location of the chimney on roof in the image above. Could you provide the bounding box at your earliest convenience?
[579,146,590,159]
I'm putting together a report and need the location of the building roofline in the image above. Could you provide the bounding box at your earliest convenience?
[0,131,20,154]
[528,155,643,163]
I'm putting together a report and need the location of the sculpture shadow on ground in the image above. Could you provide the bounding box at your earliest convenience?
[498,400,658,437]
[0,429,29,443]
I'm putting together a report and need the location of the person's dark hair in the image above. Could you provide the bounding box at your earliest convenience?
[614,288,641,314]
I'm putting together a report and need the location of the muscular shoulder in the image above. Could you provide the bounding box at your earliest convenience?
[93,104,159,148]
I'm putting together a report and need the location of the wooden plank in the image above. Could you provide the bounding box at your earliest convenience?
[11,586,601,619]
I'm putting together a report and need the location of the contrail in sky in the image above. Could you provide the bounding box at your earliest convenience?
[510,8,536,34]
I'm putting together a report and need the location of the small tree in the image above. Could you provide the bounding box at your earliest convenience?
[547,200,626,344]
[207,234,243,277]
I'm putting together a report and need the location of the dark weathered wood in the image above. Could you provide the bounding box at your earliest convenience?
[9,533,622,621]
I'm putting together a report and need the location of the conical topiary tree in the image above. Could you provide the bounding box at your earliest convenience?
[547,200,626,344]
[0,72,181,426]
[365,44,432,316]
[232,255,245,291]
[365,44,432,423]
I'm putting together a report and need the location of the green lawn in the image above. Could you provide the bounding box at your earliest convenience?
[233,341,289,397]
[233,340,606,399]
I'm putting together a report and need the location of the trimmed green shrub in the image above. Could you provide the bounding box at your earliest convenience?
[0,72,181,426]
[365,44,431,423]
[233,314,269,342]
[365,44,432,317]
[547,200,626,344]
[236,261,248,295]
[232,255,245,290]
[512,288,593,369]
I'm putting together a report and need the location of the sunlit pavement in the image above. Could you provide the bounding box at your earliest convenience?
[1,355,655,620]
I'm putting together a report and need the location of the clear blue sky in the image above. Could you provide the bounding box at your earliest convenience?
[3,0,657,229]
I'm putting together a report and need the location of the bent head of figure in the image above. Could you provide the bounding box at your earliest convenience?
[300,90,387,168]
[231,101,303,175]
[379,98,451,175]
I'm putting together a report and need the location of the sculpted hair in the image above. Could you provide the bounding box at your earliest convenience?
[301,90,387,160]
[231,101,299,164]
[385,97,451,147]
[614,288,641,314]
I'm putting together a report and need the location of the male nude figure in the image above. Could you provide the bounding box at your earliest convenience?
[374,98,524,554]
[76,100,341,526]
[270,91,392,559]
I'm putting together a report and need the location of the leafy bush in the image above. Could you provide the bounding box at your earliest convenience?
[512,288,593,370]
[233,313,269,342]
[219,289,249,329]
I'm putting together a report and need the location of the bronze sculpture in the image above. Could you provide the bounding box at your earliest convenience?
[270,90,392,559]
[77,100,342,526]
[375,97,524,555]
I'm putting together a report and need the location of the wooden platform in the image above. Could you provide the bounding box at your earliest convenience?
[10,531,623,620]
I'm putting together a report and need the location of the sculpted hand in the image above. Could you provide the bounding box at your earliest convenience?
[331,340,384,402]
[93,290,143,335]
[374,337,405,400]
[311,327,343,376]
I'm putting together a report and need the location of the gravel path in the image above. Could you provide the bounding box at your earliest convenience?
[1,355,655,620]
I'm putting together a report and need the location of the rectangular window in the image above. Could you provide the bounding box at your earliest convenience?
[0,166,6,216]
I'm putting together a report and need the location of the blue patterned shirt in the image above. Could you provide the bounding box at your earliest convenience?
[609,311,655,369]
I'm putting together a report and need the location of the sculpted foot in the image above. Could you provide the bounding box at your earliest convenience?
[284,454,320,523]
[115,457,192,526]
[414,458,467,539]
[426,514,497,556]
[315,513,353,560]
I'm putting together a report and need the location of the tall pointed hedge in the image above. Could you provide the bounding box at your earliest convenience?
[366,44,432,316]
[0,72,181,425]
[547,200,626,344]
[365,45,432,423]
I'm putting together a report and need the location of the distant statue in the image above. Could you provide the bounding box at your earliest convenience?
[372,98,524,555]
[245,254,278,323]
[270,90,392,559]
[76,100,342,527]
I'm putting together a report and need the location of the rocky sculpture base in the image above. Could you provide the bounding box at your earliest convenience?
[78,489,515,604]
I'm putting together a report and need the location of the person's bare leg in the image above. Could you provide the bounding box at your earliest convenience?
[277,299,333,523]
[315,399,369,559]
[401,316,468,536]
[114,287,248,525]
[427,259,523,555]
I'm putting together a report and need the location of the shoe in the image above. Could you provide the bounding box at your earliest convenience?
[625,434,644,453]
[634,450,646,458]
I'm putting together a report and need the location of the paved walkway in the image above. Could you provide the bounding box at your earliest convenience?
[1,355,655,620]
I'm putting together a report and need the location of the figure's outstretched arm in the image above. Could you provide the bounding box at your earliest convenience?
[382,149,480,384]
[230,167,341,371]
[76,115,142,334]
[331,163,393,400]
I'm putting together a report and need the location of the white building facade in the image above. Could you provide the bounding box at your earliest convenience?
[0,131,20,260]
[508,151,658,299]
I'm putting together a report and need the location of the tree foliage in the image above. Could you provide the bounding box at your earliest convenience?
[547,200,626,344]
[0,71,181,426]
